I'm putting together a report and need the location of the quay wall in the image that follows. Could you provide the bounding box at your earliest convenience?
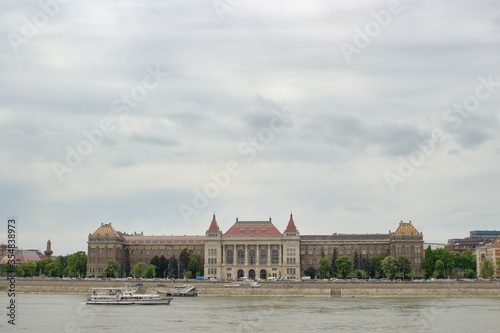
[1,280,500,298]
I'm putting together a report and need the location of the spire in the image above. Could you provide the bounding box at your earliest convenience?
[285,213,298,233]
[44,240,53,259]
[207,214,220,233]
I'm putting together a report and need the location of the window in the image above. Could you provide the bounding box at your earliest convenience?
[415,247,421,253]
[238,250,245,264]
[153,250,157,255]
[405,247,411,253]
[301,259,305,265]
[139,250,143,255]
[361,249,367,255]
[107,248,112,254]
[346,249,351,255]
[315,249,321,255]
[300,249,305,255]
[260,249,268,264]
[308,259,312,265]
[271,249,279,264]
[160,250,165,255]
[249,250,256,264]
[174,249,179,256]
[414,258,421,264]
[369,249,374,255]
[308,249,313,255]
[339,249,344,255]
[396,247,402,254]
[167,249,172,256]
[226,250,234,264]
[146,250,150,255]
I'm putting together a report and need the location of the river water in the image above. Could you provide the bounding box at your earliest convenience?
[1,295,500,332]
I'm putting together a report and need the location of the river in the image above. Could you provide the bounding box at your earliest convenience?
[1,295,499,332]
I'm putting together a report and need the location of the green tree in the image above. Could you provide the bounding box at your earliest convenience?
[159,255,168,278]
[396,256,412,279]
[433,260,445,279]
[179,249,190,278]
[318,257,330,279]
[103,259,120,278]
[330,249,338,278]
[145,264,156,278]
[55,256,68,275]
[123,248,131,277]
[335,256,352,279]
[353,251,359,271]
[18,262,37,277]
[421,245,434,279]
[131,262,148,278]
[167,257,178,279]
[381,256,398,279]
[66,251,87,278]
[36,259,51,276]
[354,269,367,279]
[45,259,63,277]
[480,258,494,278]
[370,252,388,278]
[304,267,316,278]
[150,255,161,277]
[1,262,17,276]
[188,253,203,278]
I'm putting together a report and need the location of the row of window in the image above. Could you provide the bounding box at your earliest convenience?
[301,257,422,266]
[302,248,389,256]
[286,248,297,255]
[207,258,217,264]
[286,258,296,264]
[208,248,217,255]
[286,268,296,275]
[90,248,114,254]
[129,249,201,256]
[225,249,280,265]
[395,247,421,254]
[207,268,217,275]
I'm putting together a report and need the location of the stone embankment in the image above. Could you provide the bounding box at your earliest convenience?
[1,279,500,298]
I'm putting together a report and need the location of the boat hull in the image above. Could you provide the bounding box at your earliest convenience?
[86,299,171,305]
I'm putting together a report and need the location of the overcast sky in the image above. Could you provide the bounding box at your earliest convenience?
[1,0,499,255]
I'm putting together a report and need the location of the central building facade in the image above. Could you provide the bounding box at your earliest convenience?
[204,214,300,280]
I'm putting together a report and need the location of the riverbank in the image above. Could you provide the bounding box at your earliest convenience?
[1,279,500,297]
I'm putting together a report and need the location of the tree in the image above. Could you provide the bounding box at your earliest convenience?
[123,248,131,277]
[167,257,178,279]
[45,259,63,277]
[179,249,190,278]
[36,259,51,276]
[421,245,434,279]
[304,267,316,278]
[330,249,338,278]
[396,256,412,279]
[188,253,203,278]
[354,269,367,279]
[353,251,359,271]
[103,259,120,278]
[145,264,156,278]
[18,262,37,277]
[159,255,168,278]
[381,256,398,279]
[66,251,87,278]
[318,257,330,279]
[150,255,161,277]
[131,262,148,278]
[480,258,494,278]
[55,256,68,275]
[370,252,388,278]
[335,256,352,279]
[433,260,445,279]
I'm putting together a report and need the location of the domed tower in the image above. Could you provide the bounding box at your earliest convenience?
[44,240,53,259]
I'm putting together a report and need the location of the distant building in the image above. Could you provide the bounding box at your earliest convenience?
[424,243,446,250]
[445,230,500,254]
[475,237,500,277]
[0,240,52,265]
[88,216,425,278]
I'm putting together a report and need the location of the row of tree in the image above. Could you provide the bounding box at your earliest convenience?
[102,249,204,279]
[421,247,476,279]
[0,251,87,278]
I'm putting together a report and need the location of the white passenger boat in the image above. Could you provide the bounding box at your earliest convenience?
[86,286,172,305]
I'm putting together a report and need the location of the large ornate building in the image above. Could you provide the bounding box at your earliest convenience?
[87,215,424,278]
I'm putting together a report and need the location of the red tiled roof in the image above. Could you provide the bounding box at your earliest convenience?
[284,214,298,233]
[224,220,282,237]
[92,223,120,237]
[207,214,220,233]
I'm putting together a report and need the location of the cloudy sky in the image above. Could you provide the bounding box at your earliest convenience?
[1,0,499,255]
